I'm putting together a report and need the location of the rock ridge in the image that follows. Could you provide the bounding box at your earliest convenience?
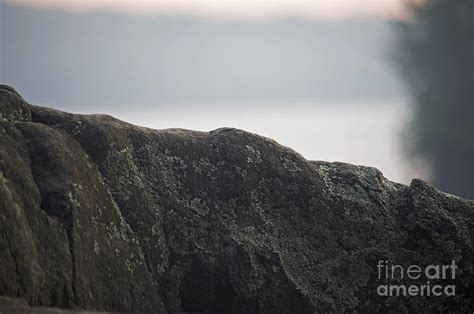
[0,86,473,313]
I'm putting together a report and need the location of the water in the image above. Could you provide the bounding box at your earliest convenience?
[90,100,429,185]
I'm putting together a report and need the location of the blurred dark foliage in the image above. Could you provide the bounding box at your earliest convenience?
[396,0,474,199]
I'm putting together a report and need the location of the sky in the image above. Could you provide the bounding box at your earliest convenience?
[5,0,406,20]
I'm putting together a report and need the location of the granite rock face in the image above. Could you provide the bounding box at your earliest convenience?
[0,85,473,313]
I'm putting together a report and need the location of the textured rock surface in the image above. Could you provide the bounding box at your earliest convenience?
[1,85,473,313]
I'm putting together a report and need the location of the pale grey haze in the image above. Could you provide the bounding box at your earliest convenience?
[1,2,404,107]
[0,2,423,183]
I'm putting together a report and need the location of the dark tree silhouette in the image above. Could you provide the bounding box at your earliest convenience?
[396,0,474,199]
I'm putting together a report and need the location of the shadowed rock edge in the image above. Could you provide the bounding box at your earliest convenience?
[1,86,473,313]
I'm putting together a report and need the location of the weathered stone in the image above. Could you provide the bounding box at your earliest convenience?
[1,86,473,313]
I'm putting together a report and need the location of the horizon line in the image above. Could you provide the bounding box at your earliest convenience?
[3,0,409,22]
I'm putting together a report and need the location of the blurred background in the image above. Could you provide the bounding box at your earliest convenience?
[0,0,472,198]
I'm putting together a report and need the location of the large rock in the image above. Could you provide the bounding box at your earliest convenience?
[0,85,473,313]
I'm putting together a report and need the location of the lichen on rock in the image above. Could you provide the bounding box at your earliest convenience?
[0,86,473,313]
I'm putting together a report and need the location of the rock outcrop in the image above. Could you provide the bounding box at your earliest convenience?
[1,85,473,313]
